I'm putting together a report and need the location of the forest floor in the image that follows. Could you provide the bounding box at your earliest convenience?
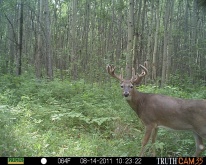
[0,75,206,157]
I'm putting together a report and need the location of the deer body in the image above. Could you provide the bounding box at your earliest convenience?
[127,90,206,130]
[107,64,206,156]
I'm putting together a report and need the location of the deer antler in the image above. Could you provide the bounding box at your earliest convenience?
[131,64,148,84]
[107,65,123,81]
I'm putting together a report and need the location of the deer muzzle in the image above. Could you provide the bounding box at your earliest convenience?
[123,92,130,97]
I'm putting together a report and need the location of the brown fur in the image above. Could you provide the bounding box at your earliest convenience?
[107,64,206,156]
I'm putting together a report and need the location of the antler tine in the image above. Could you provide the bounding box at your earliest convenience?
[131,64,148,84]
[139,64,148,77]
[107,64,123,81]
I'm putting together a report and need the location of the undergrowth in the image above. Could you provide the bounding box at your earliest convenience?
[0,75,205,156]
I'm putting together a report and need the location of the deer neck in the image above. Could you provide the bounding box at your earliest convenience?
[125,88,144,116]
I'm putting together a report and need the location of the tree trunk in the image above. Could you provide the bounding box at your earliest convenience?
[35,0,43,79]
[145,0,154,82]
[126,0,134,79]
[16,0,23,75]
[70,0,77,79]
[44,0,53,80]
[166,0,174,83]
[190,0,198,80]
[152,0,160,82]
[6,14,15,74]
[161,0,170,87]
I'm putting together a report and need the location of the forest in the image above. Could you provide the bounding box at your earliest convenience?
[0,0,206,157]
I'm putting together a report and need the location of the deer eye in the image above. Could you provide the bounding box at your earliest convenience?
[120,85,123,88]
[130,85,133,88]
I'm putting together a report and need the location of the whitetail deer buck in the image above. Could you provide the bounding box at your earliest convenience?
[107,64,206,157]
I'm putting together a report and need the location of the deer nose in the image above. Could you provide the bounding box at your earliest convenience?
[124,92,129,97]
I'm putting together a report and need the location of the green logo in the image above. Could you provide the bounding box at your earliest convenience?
[8,158,24,164]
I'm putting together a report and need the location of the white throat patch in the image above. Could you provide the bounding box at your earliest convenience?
[124,95,132,101]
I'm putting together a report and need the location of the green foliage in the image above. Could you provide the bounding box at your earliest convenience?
[169,73,205,93]
[0,75,205,156]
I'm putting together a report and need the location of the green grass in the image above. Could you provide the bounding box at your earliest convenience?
[0,76,205,156]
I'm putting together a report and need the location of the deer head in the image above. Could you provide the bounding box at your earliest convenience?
[107,64,148,97]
